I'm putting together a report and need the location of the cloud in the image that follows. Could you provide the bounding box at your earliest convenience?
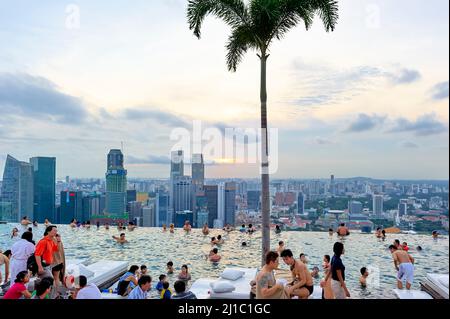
[388,68,421,84]
[0,73,88,124]
[401,141,419,148]
[388,113,448,136]
[430,81,449,100]
[315,137,334,145]
[126,155,171,165]
[123,107,190,128]
[345,113,386,132]
[290,63,422,108]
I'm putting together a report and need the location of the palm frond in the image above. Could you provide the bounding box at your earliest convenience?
[187,0,249,38]
[307,0,339,31]
[226,26,258,72]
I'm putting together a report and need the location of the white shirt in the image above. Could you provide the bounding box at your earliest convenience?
[11,239,35,260]
[76,283,102,299]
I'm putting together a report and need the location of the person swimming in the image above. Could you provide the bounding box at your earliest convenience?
[241,242,248,247]
[178,264,191,281]
[127,222,136,231]
[209,248,221,262]
[432,231,439,239]
[169,224,175,233]
[375,227,382,238]
[275,225,281,234]
[183,221,192,232]
[328,228,334,236]
[69,219,77,228]
[239,224,246,233]
[216,235,224,244]
[360,267,369,287]
[166,261,174,274]
[162,224,167,232]
[112,233,128,244]
[337,223,350,236]
[210,237,219,245]
[202,223,209,235]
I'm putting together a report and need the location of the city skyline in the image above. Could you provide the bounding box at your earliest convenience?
[0,0,448,179]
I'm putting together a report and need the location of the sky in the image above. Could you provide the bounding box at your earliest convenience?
[0,0,448,180]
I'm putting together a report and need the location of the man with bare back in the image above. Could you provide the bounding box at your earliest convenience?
[389,245,415,289]
[280,249,314,299]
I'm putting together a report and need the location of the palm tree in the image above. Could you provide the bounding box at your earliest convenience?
[187,0,339,266]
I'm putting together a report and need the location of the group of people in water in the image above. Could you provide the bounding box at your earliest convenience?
[1,218,444,300]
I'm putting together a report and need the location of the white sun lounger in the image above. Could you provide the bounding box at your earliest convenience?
[425,274,449,299]
[190,267,257,299]
[65,260,128,290]
[393,289,433,299]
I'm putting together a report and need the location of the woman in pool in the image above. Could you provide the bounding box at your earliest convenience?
[209,248,221,262]
[162,224,167,232]
[11,227,19,239]
[117,265,139,296]
[202,223,209,235]
[69,219,77,228]
[169,224,175,233]
[178,264,191,281]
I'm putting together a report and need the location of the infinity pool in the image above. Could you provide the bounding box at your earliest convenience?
[1,224,448,299]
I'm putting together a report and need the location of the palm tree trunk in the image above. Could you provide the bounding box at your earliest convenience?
[260,52,270,267]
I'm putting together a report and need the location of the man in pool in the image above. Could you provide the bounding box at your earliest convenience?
[209,248,221,262]
[112,233,128,244]
[393,239,403,250]
[389,245,415,290]
[337,223,350,236]
[280,249,314,299]
[277,241,285,255]
[183,220,192,232]
[432,231,439,239]
[167,261,174,274]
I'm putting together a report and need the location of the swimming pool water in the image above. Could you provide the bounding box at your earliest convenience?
[1,224,448,299]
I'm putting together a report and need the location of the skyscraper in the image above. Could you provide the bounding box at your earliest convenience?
[372,194,384,217]
[247,190,261,211]
[398,199,408,216]
[1,155,34,222]
[169,150,184,213]
[142,198,156,227]
[173,176,192,213]
[217,182,225,227]
[191,154,204,191]
[156,192,169,227]
[60,191,83,224]
[30,157,56,222]
[224,182,236,226]
[297,192,305,215]
[330,175,335,196]
[105,149,127,217]
[204,185,218,227]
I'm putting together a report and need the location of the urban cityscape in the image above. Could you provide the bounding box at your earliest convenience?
[1,150,448,234]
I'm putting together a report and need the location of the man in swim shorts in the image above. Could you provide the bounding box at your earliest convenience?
[280,249,314,299]
[389,245,415,289]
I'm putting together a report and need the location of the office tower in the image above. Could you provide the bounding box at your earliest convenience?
[297,192,305,215]
[105,149,127,217]
[60,191,83,224]
[192,154,204,191]
[224,182,236,226]
[170,150,184,211]
[204,185,218,227]
[1,155,34,222]
[128,201,143,223]
[348,200,363,215]
[173,176,192,213]
[127,190,137,205]
[308,180,321,196]
[217,183,225,226]
[330,174,335,196]
[194,192,208,227]
[196,209,209,228]
[372,194,384,217]
[398,199,408,216]
[175,210,193,228]
[156,192,169,227]
[142,198,156,227]
[247,190,261,211]
[30,157,56,222]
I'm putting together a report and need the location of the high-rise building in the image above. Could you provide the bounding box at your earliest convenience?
[372,195,384,217]
[105,150,127,217]
[1,155,34,222]
[173,176,192,213]
[330,175,335,196]
[217,183,225,225]
[348,200,363,215]
[128,201,143,224]
[224,182,236,226]
[175,210,193,228]
[170,150,184,211]
[191,154,204,191]
[60,191,83,224]
[30,157,56,222]
[142,198,156,227]
[156,192,169,227]
[247,190,261,211]
[398,199,408,216]
[196,209,209,228]
[204,185,218,227]
[297,192,305,215]
[126,190,137,205]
